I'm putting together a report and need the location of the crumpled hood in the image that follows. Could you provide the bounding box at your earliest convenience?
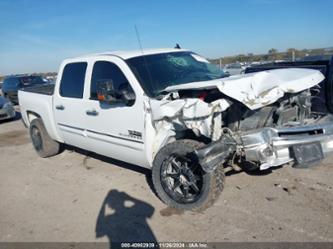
[165,68,325,110]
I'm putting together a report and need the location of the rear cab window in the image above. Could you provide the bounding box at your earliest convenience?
[59,62,87,98]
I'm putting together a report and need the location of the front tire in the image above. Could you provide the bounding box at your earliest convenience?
[29,118,60,158]
[152,139,225,211]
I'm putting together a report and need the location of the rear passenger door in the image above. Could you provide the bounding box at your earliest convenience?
[53,61,90,149]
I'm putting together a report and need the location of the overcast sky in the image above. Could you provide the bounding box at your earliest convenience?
[0,0,332,75]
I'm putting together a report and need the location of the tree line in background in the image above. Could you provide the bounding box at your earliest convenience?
[0,72,57,82]
[210,47,333,65]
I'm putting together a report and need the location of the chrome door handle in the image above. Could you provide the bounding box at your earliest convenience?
[86,110,99,116]
[55,105,65,110]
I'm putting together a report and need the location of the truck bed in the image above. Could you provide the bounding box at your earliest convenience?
[18,87,62,143]
[21,84,55,95]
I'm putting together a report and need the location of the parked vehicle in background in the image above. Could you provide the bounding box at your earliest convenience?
[0,81,3,96]
[298,54,332,62]
[2,75,46,104]
[18,48,333,210]
[0,96,15,121]
[223,63,246,75]
[45,75,57,84]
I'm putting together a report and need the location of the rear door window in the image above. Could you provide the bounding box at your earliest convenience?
[59,62,87,98]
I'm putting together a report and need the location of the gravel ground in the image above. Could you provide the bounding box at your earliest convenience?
[0,117,332,243]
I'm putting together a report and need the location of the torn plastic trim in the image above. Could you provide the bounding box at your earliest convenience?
[194,134,237,173]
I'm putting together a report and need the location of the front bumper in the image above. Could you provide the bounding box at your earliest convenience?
[241,119,333,170]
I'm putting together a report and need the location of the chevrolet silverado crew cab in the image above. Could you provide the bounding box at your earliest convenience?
[19,48,333,210]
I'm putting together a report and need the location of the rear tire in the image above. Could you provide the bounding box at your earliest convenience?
[152,139,225,211]
[29,118,60,158]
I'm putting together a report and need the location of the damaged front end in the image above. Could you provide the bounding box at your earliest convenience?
[147,68,332,172]
[240,120,333,170]
[195,117,333,173]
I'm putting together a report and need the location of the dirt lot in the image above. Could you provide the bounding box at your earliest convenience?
[0,116,332,243]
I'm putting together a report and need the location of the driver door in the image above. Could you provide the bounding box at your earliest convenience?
[83,58,147,167]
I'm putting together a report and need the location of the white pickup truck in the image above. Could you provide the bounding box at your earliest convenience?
[19,48,333,210]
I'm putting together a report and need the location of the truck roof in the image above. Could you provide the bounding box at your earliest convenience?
[71,48,189,60]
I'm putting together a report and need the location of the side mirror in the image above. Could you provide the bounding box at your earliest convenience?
[96,80,135,106]
[118,83,136,106]
[96,80,118,103]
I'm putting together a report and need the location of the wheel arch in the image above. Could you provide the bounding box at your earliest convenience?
[29,118,60,158]
[25,111,62,143]
[26,111,41,125]
[151,138,225,210]
[178,129,212,145]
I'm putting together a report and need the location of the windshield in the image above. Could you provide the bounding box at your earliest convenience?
[19,76,44,86]
[126,52,227,97]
